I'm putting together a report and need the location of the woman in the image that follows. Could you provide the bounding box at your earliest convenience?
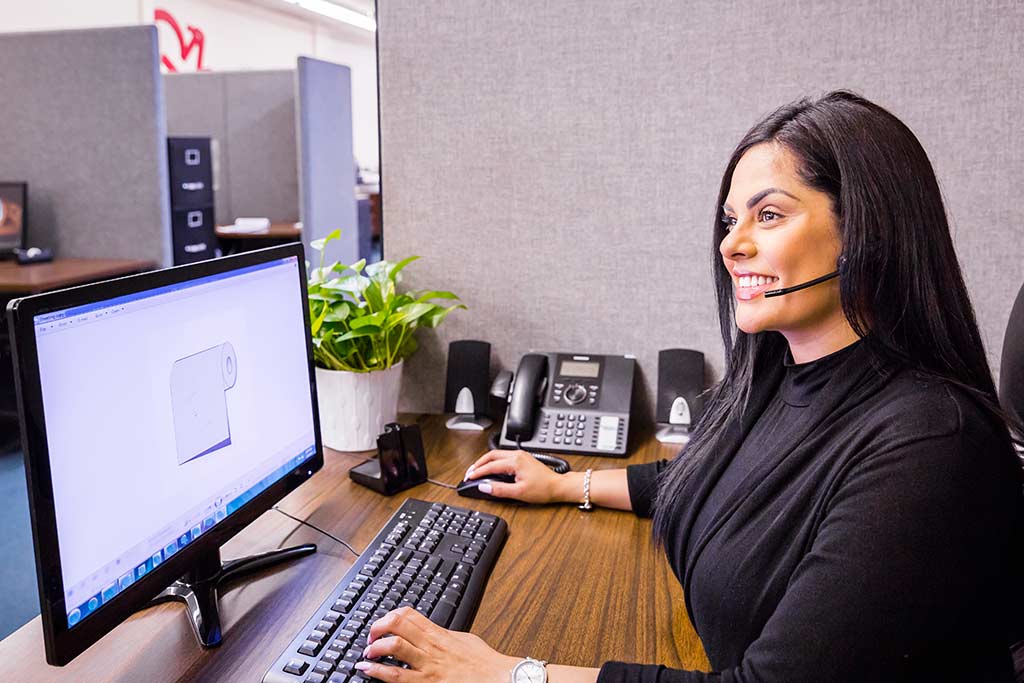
[354,91,1024,681]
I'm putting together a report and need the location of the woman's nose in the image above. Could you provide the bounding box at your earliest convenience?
[719,228,756,260]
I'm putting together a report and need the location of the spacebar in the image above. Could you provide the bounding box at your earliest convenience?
[429,599,457,628]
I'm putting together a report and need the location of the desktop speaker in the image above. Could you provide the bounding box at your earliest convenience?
[167,137,214,209]
[444,340,492,429]
[656,348,705,427]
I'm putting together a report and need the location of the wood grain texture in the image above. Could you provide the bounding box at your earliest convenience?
[215,223,302,240]
[0,414,709,681]
[0,259,154,294]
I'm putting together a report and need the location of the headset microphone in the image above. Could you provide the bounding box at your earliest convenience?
[763,255,845,298]
[763,270,839,298]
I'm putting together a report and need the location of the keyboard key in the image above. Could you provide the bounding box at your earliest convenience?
[430,599,458,628]
[284,659,309,675]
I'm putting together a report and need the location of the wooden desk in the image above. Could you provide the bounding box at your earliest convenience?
[0,415,709,682]
[0,258,155,295]
[0,258,155,442]
[215,223,302,241]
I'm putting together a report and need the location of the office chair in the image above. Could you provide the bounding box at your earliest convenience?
[1001,281,1024,682]
[1001,280,1024,443]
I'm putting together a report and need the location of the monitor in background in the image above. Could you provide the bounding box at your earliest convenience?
[6,244,324,666]
[0,181,27,254]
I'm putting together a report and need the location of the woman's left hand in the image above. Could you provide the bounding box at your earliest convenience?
[355,606,519,682]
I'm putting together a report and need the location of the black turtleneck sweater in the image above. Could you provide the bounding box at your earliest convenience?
[598,339,1023,682]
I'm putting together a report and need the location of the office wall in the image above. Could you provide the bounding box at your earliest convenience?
[378,0,1024,416]
[1,0,380,172]
[0,25,170,265]
[165,71,300,225]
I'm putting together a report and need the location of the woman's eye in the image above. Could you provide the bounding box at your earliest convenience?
[721,215,737,231]
[759,209,780,222]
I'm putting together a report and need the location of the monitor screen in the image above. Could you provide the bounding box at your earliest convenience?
[0,181,26,250]
[30,255,317,630]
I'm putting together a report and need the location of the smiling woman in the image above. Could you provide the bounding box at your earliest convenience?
[360,92,1024,683]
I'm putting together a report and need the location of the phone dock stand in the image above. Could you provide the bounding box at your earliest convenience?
[350,422,429,496]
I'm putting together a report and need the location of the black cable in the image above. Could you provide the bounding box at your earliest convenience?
[273,506,362,556]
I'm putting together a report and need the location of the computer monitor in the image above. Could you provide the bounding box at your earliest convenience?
[0,181,27,253]
[6,244,324,666]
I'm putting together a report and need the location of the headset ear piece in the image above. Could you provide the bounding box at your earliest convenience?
[838,255,848,268]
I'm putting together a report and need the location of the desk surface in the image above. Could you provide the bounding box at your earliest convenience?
[0,258,154,295]
[0,415,709,682]
[215,223,302,240]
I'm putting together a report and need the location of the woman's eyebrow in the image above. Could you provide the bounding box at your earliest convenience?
[723,187,800,214]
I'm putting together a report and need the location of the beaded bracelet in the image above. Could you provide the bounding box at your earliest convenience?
[578,468,594,511]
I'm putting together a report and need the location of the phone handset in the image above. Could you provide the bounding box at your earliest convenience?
[505,354,549,443]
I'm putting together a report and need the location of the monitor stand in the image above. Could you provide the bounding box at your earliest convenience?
[148,543,316,647]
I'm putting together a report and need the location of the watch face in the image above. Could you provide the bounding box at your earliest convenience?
[513,660,546,683]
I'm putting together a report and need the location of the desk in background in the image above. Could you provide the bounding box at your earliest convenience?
[0,415,709,681]
[0,258,155,449]
[215,223,302,255]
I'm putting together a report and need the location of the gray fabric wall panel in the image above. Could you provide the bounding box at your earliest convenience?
[164,70,300,225]
[164,73,231,225]
[378,0,1024,418]
[225,71,300,223]
[0,26,170,265]
[296,57,360,266]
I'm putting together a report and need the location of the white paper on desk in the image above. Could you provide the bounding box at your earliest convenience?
[170,342,238,465]
[219,224,266,234]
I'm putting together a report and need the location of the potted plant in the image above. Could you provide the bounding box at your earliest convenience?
[307,230,464,451]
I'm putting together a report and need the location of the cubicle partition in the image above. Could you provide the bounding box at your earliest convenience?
[377,0,1024,416]
[165,61,360,267]
[296,57,360,267]
[0,26,170,266]
[164,70,300,227]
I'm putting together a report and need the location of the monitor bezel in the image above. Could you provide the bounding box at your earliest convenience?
[5,243,324,666]
[0,180,28,251]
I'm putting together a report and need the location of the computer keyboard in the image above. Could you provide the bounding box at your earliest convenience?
[263,498,508,683]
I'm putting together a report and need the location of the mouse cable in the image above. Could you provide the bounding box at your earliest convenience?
[272,505,362,556]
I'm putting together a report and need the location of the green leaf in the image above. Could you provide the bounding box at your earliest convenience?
[422,303,466,328]
[363,278,384,312]
[414,290,460,303]
[323,302,351,322]
[389,255,419,282]
[310,300,331,336]
[309,262,341,284]
[310,228,341,252]
[351,311,386,329]
[321,275,369,294]
[336,326,382,341]
[337,258,366,276]
[386,302,435,330]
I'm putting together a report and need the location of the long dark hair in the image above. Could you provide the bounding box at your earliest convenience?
[653,90,1021,543]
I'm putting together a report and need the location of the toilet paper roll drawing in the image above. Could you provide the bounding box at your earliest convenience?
[170,342,238,465]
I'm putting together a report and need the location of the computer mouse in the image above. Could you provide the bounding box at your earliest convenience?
[456,472,516,501]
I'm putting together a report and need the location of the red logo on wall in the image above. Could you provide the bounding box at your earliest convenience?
[155,8,206,72]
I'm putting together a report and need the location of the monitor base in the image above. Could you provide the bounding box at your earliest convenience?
[149,543,317,647]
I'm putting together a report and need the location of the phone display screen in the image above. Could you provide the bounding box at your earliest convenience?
[560,360,600,378]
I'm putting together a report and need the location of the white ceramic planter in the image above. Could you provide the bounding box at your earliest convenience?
[315,361,403,452]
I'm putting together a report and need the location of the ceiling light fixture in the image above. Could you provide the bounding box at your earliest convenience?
[279,0,376,32]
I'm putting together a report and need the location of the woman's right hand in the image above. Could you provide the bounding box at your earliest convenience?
[463,449,571,504]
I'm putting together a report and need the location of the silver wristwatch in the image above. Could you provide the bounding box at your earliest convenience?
[510,656,548,683]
